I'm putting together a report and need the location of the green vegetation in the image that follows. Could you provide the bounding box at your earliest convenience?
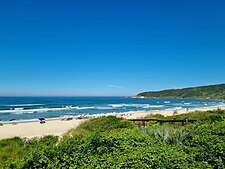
[137,84,225,100]
[1,111,225,168]
[146,108,225,121]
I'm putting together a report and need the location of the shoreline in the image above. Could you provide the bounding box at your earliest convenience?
[132,96,225,101]
[1,104,224,124]
[0,105,225,140]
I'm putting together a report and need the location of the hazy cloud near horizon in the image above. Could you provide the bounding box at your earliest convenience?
[108,85,124,89]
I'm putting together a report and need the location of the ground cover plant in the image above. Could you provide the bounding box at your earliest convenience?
[0,110,225,168]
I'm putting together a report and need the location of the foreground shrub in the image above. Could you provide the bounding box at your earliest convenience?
[182,121,225,168]
[142,124,191,146]
[1,116,225,168]
[65,116,135,137]
[9,129,211,168]
[145,109,225,122]
[0,137,24,168]
[1,135,58,169]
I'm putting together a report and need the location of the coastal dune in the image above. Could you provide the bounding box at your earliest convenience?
[0,106,225,140]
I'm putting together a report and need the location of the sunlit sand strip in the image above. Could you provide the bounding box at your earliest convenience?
[0,119,86,139]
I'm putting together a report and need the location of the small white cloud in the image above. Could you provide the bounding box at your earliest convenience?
[108,85,124,89]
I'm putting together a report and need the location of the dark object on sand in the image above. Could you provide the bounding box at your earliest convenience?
[38,118,46,124]
[77,115,90,119]
[10,119,17,125]
[0,119,3,126]
[63,117,73,121]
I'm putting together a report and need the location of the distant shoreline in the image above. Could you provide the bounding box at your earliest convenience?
[132,96,225,101]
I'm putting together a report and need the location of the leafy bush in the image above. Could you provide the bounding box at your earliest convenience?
[142,124,191,146]
[146,109,225,122]
[65,116,135,137]
[0,135,58,169]
[182,121,225,168]
[10,129,210,168]
[1,115,225,168]
[0,137,24,168]
[205,114,224,122]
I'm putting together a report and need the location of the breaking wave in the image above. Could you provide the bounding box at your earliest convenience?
[0,106,79,114]
[8,104,45,106]
[108,104,164,109]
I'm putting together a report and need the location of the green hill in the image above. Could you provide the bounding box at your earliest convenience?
[137,84,225,100]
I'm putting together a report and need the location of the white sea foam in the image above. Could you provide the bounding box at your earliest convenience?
[0,106,80,114]
[8,104,45,106]
[71,106,112,110]
[184,103,191,105]
[148,105,164,108]
[164,101,171,103]
[14,108,24,110]
[109,104,164,109]
[95,106,113,110]
[76,106,95,110]
[0,105,117,114]
[109,104,125,108]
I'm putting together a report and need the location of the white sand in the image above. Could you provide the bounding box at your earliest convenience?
[0,119,85,139]
[0,106,224,140]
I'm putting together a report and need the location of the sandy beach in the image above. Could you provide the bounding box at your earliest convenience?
[127,106,225,119]
[0,119,86,139]
[0,106,225,140]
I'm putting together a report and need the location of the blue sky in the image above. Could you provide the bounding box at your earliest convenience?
[0,0,225,96]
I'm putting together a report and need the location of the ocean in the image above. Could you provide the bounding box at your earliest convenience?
[0,97,224,122]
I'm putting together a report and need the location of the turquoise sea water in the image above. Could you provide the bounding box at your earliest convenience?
[0,97,224,122]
